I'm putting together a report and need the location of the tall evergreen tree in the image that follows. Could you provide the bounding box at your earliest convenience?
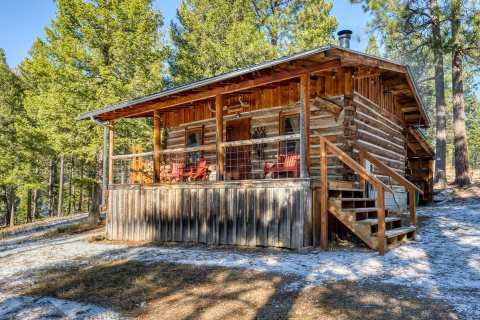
[169,0,272,84]
[449,0,474,186]
[251,0,337,54]
[21,0,170,222]
[365,35,381,56]
[0,49,23,226]
[170,0,337,84]
[0,49,47,226]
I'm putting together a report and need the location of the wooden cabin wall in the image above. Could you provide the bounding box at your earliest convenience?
[354,75,403,120]
[352,93,406,178]
[160,75,349,179]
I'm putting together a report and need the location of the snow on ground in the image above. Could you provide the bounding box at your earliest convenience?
[1,201,479,319]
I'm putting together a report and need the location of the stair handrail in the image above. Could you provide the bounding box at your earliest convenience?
[319,136,388,255]
[358,147,420,230]
[358,149,423,195]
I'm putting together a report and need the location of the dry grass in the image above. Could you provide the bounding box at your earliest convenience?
[16,260,458,320]
[0,214,86,239]
[43,222,104,238]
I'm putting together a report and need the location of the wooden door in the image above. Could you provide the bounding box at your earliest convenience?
[226,118,251,180]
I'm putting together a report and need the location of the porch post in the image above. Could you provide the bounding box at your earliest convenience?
[299,73,310,178]
[101,125,109,209]
[108,121,114,185]
[153,111,162,183]
[215,95,224,180]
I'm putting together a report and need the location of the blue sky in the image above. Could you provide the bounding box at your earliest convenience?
[0,0,370,68]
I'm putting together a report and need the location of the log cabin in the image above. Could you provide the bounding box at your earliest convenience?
[79,33,434,255]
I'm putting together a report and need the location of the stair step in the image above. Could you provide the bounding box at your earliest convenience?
[328,180,359,189]
[375,226,416,238]
[359,217,401,225]
[328,186,364,191]
[343,207,379,213]
[333,197,375,202]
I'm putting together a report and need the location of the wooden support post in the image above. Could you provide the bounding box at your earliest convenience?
[377,186,385,255]
[215,95,224,180]
[300,73,310,177]
[320,137,328,249]
[344,69,353,95]
[108,121,114,185]
[153,111,162,183]
[358,151,366,191]
[409,189,416,228]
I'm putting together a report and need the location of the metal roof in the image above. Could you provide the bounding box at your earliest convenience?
[77,44,428,126]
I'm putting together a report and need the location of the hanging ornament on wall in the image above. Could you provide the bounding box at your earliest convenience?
[252,127,267,159]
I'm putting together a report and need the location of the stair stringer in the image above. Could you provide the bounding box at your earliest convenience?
[328,199,386,250]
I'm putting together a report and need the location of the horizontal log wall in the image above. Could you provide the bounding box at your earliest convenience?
[352,93,406,178]
[107,180,313,249]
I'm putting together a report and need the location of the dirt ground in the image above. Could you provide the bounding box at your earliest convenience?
[11,259,457,320]
[2,177,479,319]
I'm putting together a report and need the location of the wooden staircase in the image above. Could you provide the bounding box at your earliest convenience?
[318,136,423,255]
[328,181,416,251]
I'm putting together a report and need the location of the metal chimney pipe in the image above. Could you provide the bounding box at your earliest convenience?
[337,30,352,49]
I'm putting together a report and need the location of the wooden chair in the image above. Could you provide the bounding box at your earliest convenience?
[187,158,208,181]
[264,154,300,178]
[161,162,185,182]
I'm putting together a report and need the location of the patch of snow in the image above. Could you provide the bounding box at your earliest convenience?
[0,293,123,320]
[1,202,479,319]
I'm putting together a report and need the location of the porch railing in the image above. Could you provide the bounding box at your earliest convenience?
[111,145,217,184]
[111,134,302,184]
[222,134,301,181]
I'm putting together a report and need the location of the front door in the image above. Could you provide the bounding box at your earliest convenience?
[226,118,251,180]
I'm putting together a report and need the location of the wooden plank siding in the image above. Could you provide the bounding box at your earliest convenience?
[107,180,313,249]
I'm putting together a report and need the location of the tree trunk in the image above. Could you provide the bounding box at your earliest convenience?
[88,182,101,225]
[32,189,39,220]
[451,0,471,187]
[8,188,15,227]
[88,151,103,225]
[57,154,65,216]
[68,157,74,215]
[27,189,33,223]
[48,158,56,216]
[430,0,447,188]
[78,161,84,212]
[4,187,10,227]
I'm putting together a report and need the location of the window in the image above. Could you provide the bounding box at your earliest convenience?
[185,126,204,166]
[279,113,300,154]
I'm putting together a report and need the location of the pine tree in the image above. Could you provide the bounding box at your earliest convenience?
[365,35,381,56]
[169,0,272,84]
[0,49,47,226]
[20,0,170,222]
[170,0,337,84]
[251,0,337,54]
[449,0,473,186]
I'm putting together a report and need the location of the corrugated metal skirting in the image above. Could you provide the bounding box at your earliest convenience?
[107,180,313,249]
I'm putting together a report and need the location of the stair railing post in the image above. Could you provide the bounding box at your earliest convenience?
[320,136,328,250]
[358,150,366,191]
[377,185,385,255]
[409,188,416,238]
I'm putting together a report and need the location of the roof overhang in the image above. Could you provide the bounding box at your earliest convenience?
[78,45,429,127]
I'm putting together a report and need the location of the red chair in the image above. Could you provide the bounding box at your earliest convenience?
[162,162,185,182]
[264,154,300,178]
[188,158,208,181]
